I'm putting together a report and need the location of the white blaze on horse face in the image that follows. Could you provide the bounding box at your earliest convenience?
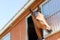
[36,12,51,30]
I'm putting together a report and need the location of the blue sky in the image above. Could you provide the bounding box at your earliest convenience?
[0,0,28,30]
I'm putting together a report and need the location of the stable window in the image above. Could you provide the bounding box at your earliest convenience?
[1,33,10,40]
[26,15,38,40]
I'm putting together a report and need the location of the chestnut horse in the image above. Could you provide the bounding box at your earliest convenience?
[30,7,52,40]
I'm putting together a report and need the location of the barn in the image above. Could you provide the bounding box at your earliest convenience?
[0,0,60,40]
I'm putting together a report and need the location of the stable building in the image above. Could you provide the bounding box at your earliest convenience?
[0,0,60,40]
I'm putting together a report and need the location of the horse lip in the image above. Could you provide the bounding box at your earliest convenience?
[46,29,52,33]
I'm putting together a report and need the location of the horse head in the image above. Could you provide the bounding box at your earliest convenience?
[35,12,52,33]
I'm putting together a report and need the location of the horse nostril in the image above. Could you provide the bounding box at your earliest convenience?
[46,29,52,33]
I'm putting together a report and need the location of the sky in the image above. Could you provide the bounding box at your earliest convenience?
[0,0,28,31]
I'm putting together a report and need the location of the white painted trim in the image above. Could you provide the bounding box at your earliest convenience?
[0,0,35,35]
[26,14,31,40]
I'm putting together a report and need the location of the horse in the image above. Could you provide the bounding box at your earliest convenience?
[30,7,52,40]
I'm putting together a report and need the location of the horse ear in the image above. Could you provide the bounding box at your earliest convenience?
[30,9,34,16]
[37,6,41,13]
[29,9,36,19]
[30,9,33,14]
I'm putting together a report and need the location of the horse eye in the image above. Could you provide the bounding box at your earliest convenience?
[36,19,40,21]
[36,19,43,22]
